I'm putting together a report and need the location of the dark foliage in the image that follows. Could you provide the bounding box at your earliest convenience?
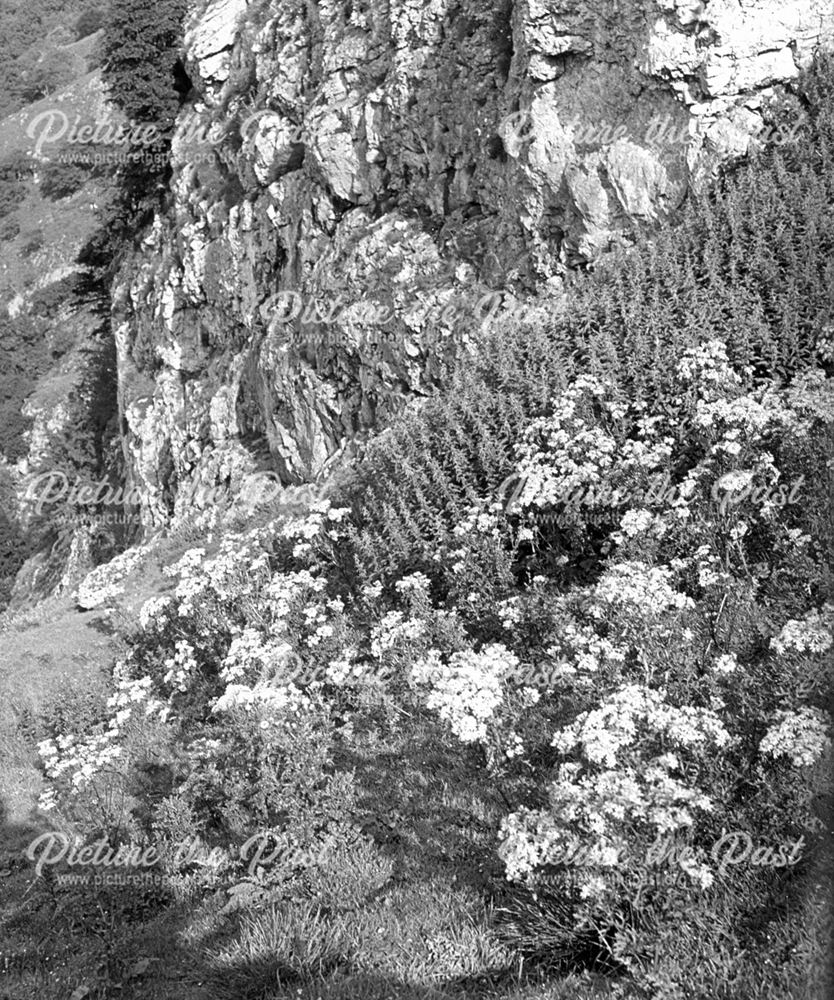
[39,146,116,200]
[75,7,106,40]
[339,53,834,586]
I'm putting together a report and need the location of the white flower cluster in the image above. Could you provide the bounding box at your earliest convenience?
[38,666,174,804]
[714,469,755,494]
[513,377,619,511]
[361,581,384,601]
[498,682,731,886]
[452,503,505,539]
[221,629,294,683]
[212,682,309,715]
[139,595,172,629]
[163,640,199,692]
[278,500,350,558]
[162,547,207,579]
[106,672,168,723]
[545,618,627,679]
[713,653,738,675]
[675,343,825,502]
[75,546,148,610]
[771,606,834,656]
[551,684,731,767]
[614,508,668,541]
[590,561,693,617]
[411,644,519,743]
[38,731,123,794]
[326,647,365,685]
[39,504,364,818]
[370,610,426,657]
[499,757,715,890]
[675,339,741,392]
[264,568,327,621]
[497,596,523,630]
[690,544,732,590]
[759,707,831,768]
[394,572,432,596]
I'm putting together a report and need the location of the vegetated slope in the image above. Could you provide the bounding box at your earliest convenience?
[1,51,831,1000]
[0,51,123,608]
[342,54,834,583]
[102,0,834,528]
[0,2,107,120]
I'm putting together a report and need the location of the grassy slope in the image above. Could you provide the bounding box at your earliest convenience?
[0,38,830,1000]
[0,32,123,609]
[0,47,113,305]
[0,513,626,999]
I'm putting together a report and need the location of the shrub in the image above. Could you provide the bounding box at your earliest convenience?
[339,54,834,589]
[0,508,31,611]
[40,146,116,200]
[75,7,106,39]
[39,158,91,200]
[0,314,50,459]
[101,0,190,139]
[0,217,20,241]
[0,177,26,219]
[16,43,77,103]
[82,0,189,271]
[20,227,45,256]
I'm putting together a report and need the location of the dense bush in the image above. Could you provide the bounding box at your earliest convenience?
[23,46,834,1000]
[0,314,50,460]
[0,217,21,242]
[36,342,834,986]
[20,228,45,256]
[340,55,834,586]
[0,174,27,219]
[101,0,190,131]
[39,146,115,200]
[75,7,106,39]
[0,2,106,117]
[0,153,34,224]
[78,0,190,273]
[15,43,77,103]
[0,508,31,609]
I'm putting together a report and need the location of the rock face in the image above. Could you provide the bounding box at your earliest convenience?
[114,0,834,527]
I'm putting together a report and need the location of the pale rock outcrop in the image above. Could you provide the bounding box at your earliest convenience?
[112,0,833,528]
[184,0,249,89]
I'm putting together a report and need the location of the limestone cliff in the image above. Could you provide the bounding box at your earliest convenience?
[114,0,834,528]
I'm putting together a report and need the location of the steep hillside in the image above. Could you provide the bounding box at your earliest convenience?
[0,7,832,1000]
[112,0,834,529]
[0,35,125,608]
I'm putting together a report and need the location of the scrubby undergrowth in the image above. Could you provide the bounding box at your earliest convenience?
[3,52,834,1000]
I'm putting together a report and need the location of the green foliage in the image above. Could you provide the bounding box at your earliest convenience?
[18,667,112,746]
[100,0,190,135]
[0,509,31,609]
[15,43,77,103]
[0,155,30,219]
[77,0,190,275]
[39,146,115,200]
[0,217,21,242]
[9,38,834,1000]
[341,54,834,589]
[75,7,106,39]
[20,228,45,256]
[0,314,50,461]
[28,274,83,318]
[339,313,574,583]
[0,2,106,117]
[0,152,34,183]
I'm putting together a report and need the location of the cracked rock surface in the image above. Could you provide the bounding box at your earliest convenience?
[114,0,834,526]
